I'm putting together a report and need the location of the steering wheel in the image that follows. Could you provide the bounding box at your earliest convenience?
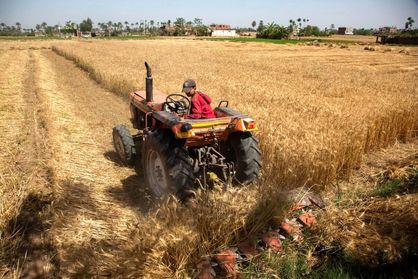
[165,94,190,114]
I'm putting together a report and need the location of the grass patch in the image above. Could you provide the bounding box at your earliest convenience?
[371,167,418,197]
[194,37,356,45]
[242,239,314,279]
[94,35,150,40]
[310,255,418,279]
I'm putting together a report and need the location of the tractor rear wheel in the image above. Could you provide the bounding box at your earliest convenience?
[225,132,261,185]
[112,124,136,166]
[142,129,194,201]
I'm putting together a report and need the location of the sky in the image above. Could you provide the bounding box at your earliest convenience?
[1,0,418,29]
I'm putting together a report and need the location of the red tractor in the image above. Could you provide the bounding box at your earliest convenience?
[113,62,261,200]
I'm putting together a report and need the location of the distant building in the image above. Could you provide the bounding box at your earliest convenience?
[160,23,176,33]
[379,26,397,33]
[81,31,92,38]
[291,25,300,36]
[210,24,237,37]
[338,27,353,35]
[34,31,45,37]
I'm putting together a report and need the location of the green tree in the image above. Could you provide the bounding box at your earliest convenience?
[41,22,47,31]
[45,26,54,36]
[299,25,321,36]
[79,17,93,32]
[257,20,265,32]
[251,20,256,30]
[174,17,185,27]
[194,18,203,26]
[174,17,186,35]
[405,17,415,29]
[257,22,290,39]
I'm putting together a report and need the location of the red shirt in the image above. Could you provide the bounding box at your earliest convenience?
[187,92,216,119]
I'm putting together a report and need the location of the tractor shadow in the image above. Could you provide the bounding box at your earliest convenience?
[4,192,59,278]
[107,174,152,214]
[103,151,152,213]
[103,150,125,167]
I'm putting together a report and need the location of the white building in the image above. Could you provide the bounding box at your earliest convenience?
[210,24,237,37]
[338,27,354,35]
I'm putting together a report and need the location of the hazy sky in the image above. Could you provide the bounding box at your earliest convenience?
[1,0,418,29]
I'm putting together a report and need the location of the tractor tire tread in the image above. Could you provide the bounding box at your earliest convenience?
[113,124,136,166]
[142,129,194,201]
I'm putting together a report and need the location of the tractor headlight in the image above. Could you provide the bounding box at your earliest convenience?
[181,123,192,132]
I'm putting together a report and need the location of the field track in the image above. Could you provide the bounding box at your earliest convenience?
[37,50,150,276]
[1,49,153,277]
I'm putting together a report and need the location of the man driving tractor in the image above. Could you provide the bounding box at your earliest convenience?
[182,79,216,119]
[112,62,261,200]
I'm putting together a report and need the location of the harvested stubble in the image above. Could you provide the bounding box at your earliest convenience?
[0,49,56,276]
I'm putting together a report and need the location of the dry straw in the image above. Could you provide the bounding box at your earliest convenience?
[318,193,418,265]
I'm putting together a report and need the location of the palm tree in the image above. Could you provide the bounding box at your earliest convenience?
[406,17,415,29]
[297,18,302,28]
[15,22,21,32]
[124,21,129,31]
[0,22,6,31]
[252,20,256,30]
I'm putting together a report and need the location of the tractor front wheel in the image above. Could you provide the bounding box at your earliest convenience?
[112,124,136,166]
[142,129,194,201]
[225,132,261,185]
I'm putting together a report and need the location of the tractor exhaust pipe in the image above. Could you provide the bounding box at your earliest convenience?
[145,62,153,102]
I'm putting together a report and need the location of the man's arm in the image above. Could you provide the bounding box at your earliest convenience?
[186,97,203,119]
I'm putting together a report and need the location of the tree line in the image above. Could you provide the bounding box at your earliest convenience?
[251,16,416,39]
[0,17,210,37]
[1,16,415,38]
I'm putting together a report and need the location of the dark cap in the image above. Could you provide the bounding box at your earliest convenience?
[182,79,196,93]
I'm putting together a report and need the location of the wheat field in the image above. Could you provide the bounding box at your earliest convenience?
[52,39,418,187]
[1,39,417,277]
